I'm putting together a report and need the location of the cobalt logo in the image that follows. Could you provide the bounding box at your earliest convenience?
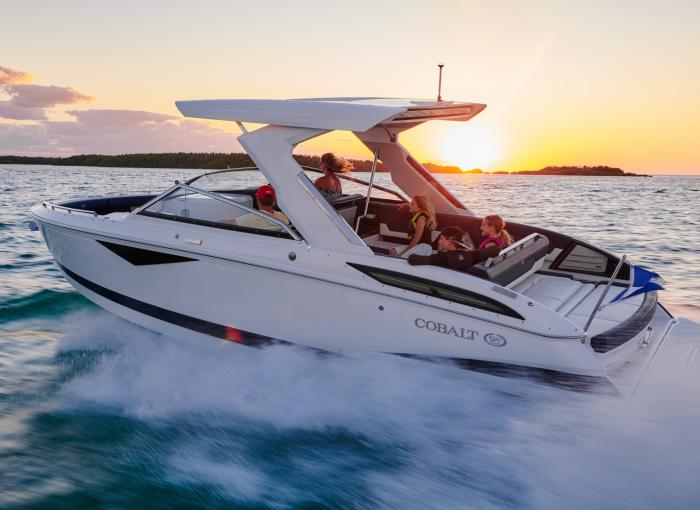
[414,318,479,341]
[483,333,507,347]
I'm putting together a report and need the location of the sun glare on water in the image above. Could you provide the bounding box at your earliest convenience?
[440,125,502,171]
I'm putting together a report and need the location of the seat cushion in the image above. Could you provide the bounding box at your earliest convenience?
[468,233,550,287]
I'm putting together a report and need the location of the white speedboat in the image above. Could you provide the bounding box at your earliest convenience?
[31,97,676,391]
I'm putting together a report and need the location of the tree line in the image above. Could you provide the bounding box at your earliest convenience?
[0,152,389,171]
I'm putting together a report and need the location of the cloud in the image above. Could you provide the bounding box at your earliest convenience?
[0,102,47,120]
[0,65,32,85]
[0,64,240,156]
[65,109,176,128]
[0,65,92,120]
[0,122,51,153]
[7,84,93,108]
[2,108,240,155]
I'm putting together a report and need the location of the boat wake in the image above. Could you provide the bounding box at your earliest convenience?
[50,313,700,509]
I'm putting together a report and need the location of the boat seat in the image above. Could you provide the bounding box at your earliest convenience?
[363,223,442,255]
[220,194,254,209]
[337,205,358,226]
[513,273,596,313]
[331,193,365,227]
[468,233,550,288]
[378,223,441,244]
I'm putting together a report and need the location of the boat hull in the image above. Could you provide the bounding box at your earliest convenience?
[33,213,612,378]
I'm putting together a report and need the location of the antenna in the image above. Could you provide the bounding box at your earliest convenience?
[437,63,445,102]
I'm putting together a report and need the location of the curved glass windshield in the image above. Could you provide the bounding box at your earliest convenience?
[139,187,295,239]
[186,169,269,192]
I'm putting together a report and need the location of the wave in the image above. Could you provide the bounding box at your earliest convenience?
[51,315,700,509]
[0,289,92,322]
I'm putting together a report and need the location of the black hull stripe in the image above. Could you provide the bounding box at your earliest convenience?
[57,263,280,347]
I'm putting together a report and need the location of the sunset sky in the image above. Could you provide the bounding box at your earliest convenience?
[1,0,699,174]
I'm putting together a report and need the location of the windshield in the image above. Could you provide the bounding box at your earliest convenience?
[186,168,268,191]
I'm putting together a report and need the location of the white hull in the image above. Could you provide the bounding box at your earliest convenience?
[36,215,611,378]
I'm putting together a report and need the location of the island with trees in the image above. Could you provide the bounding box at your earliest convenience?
[510,165,648,177]
[0,153,648,176]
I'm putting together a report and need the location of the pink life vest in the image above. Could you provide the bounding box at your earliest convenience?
[478,235,504,251]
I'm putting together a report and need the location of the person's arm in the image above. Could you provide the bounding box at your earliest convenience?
[398,216,426,256]
[408,252,449,267]
[473,245,500,263]
[443,251,477,271]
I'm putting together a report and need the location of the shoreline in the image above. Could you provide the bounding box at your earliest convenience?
[1,153,652,176]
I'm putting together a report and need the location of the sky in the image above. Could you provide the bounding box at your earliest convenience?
[1,0,699,174]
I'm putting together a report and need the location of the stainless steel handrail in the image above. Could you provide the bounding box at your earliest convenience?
[42,202,98,217]
[583,255,627,333]
[355,150,379,232]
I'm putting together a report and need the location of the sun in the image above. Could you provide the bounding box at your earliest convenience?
[440,125,502,170]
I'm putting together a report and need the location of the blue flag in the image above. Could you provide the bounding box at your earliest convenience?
[609,265,664,304]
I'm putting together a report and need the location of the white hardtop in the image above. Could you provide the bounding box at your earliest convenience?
[174,96,486,253]
[176,97,486,131]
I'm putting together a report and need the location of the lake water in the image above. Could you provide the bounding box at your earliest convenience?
[1,165,700,509]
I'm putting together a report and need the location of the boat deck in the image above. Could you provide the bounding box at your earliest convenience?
[513,273,648,348]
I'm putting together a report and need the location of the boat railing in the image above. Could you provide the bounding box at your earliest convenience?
[583,254,628,334]
[42,202,98,217]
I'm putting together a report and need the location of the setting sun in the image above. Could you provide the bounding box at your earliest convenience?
[439,124,503,171]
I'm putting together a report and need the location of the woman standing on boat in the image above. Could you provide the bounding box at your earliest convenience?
[390,195,437,258]
[315,153,352,202]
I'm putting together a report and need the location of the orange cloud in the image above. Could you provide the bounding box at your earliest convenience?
[0,65,32,85]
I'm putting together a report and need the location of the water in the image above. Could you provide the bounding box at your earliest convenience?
[2,165,700,509]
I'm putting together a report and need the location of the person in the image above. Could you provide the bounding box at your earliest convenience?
[314,153,352,202]
[389,195,437,258]
[234,185,290,231]
[478,214,513,250]
[407,226,500,271]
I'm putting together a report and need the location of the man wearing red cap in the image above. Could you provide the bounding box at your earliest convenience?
[234,185,290,230]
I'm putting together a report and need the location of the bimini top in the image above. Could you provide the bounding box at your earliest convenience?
[175,97,486,132]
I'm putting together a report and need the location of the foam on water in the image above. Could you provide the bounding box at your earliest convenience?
[50,313,700,509]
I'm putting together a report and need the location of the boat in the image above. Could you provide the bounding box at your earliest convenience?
[30,97,676,392]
